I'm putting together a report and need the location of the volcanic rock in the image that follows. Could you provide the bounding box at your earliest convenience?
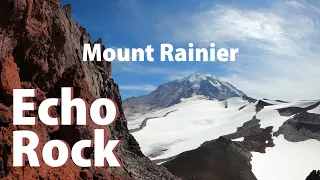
[306,170,320,180]
[164,137,257,180]
[0,0,178,179]
[0,55,21,105]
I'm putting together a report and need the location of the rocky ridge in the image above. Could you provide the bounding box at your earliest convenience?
[306,170,320,180]
[163,116,273,180]
[0,0,177,179]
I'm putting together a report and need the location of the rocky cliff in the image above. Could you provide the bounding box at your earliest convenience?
[0,0,177,179]
[306,170,320,180]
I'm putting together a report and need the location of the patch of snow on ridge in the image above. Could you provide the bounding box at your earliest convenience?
[251,135,320,180]
[271,100,318,109]
[188,74,207,90]
[256,108,289,131]
[187,74,207,83]
[262,99,287,105]
[180,95,207,102]
[131,97,255,160]
[232,137,244,142]
[308,104,320,114]
[191,83,201,90]
[256,100,319,131]
[209,78,222,87]
[226,97,249,108]
[209,80,220,88]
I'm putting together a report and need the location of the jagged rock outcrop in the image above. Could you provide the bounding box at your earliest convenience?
[275,109,320,142]
[0,0,177,179]
[0,55,21,105]
[162,116,276,180]
[222,116,275,153]
[306,170,320,180]
[164,137,257,180]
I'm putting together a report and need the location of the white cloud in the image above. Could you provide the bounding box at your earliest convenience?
[120,84,157,91]
[157,0,320,101]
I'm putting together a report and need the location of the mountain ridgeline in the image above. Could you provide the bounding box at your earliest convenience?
[123,74,246,120]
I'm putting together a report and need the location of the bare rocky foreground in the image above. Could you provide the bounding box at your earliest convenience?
[0,0,177,179]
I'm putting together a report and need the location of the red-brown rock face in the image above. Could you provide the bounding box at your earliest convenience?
[0,0,178,179]
[0,56,21,105]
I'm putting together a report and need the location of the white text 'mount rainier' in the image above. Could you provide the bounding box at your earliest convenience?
[83,43,239,62]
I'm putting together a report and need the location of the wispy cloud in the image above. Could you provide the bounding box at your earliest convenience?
[120,84,157,91]
[156,0,320,101]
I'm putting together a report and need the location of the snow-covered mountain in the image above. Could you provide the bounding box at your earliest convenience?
[124,75,320,180]
[123,73,246,120]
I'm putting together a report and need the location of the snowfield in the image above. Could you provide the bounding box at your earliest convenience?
[251,135,320,180]
[131,96,255,160]
[256,107,290,131]
[129,95,320,179]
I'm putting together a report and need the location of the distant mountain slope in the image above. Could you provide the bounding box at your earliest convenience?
[123,73,246,120]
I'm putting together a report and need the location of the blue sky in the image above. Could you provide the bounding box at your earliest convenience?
[61,0,320,101]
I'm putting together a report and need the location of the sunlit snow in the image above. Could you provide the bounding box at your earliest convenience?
[251,135,320,180]
[232,137,245,142]
[129,95,320,179]
[131,96,255,160]
[308,105,320,114]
